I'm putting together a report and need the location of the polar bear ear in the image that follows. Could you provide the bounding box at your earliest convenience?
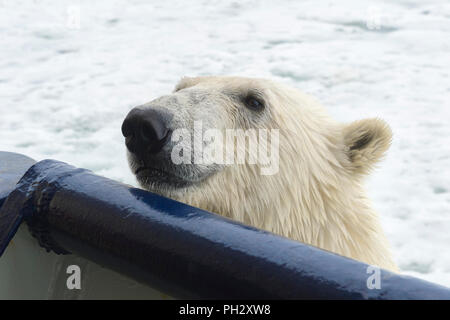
[343,118,392,175]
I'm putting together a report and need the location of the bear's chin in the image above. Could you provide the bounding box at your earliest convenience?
[135,167,195,191]
[133,164,221,196]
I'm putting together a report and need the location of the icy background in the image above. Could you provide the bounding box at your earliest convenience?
[0,0,449,286]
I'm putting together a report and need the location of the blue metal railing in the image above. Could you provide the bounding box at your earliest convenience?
[0,151,449,299]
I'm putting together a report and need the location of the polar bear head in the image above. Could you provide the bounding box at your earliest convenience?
[121,76,395,269]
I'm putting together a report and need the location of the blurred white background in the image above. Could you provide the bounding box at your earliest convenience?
[0,0,449,286]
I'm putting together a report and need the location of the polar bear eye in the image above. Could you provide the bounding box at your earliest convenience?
[243,95,265,112]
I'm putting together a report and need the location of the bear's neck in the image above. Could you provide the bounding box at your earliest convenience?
[173,163,397,272]
[282,177,398,272]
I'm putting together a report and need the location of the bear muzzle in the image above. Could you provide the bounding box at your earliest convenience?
[122,107,172,156]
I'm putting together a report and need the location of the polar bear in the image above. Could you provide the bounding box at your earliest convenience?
[121,76,398,272]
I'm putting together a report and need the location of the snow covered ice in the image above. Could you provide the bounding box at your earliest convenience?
[0,0,449,287]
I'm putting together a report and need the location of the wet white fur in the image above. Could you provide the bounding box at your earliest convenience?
[151,76,398,272]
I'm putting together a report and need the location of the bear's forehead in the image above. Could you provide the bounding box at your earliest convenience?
[175,76,270,94]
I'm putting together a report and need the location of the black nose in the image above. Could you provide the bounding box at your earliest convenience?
[121,108,171,155]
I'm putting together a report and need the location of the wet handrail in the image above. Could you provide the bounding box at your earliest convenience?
[0,151,449,299]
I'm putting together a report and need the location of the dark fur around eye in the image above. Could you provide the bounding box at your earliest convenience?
[242,94,265,111]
